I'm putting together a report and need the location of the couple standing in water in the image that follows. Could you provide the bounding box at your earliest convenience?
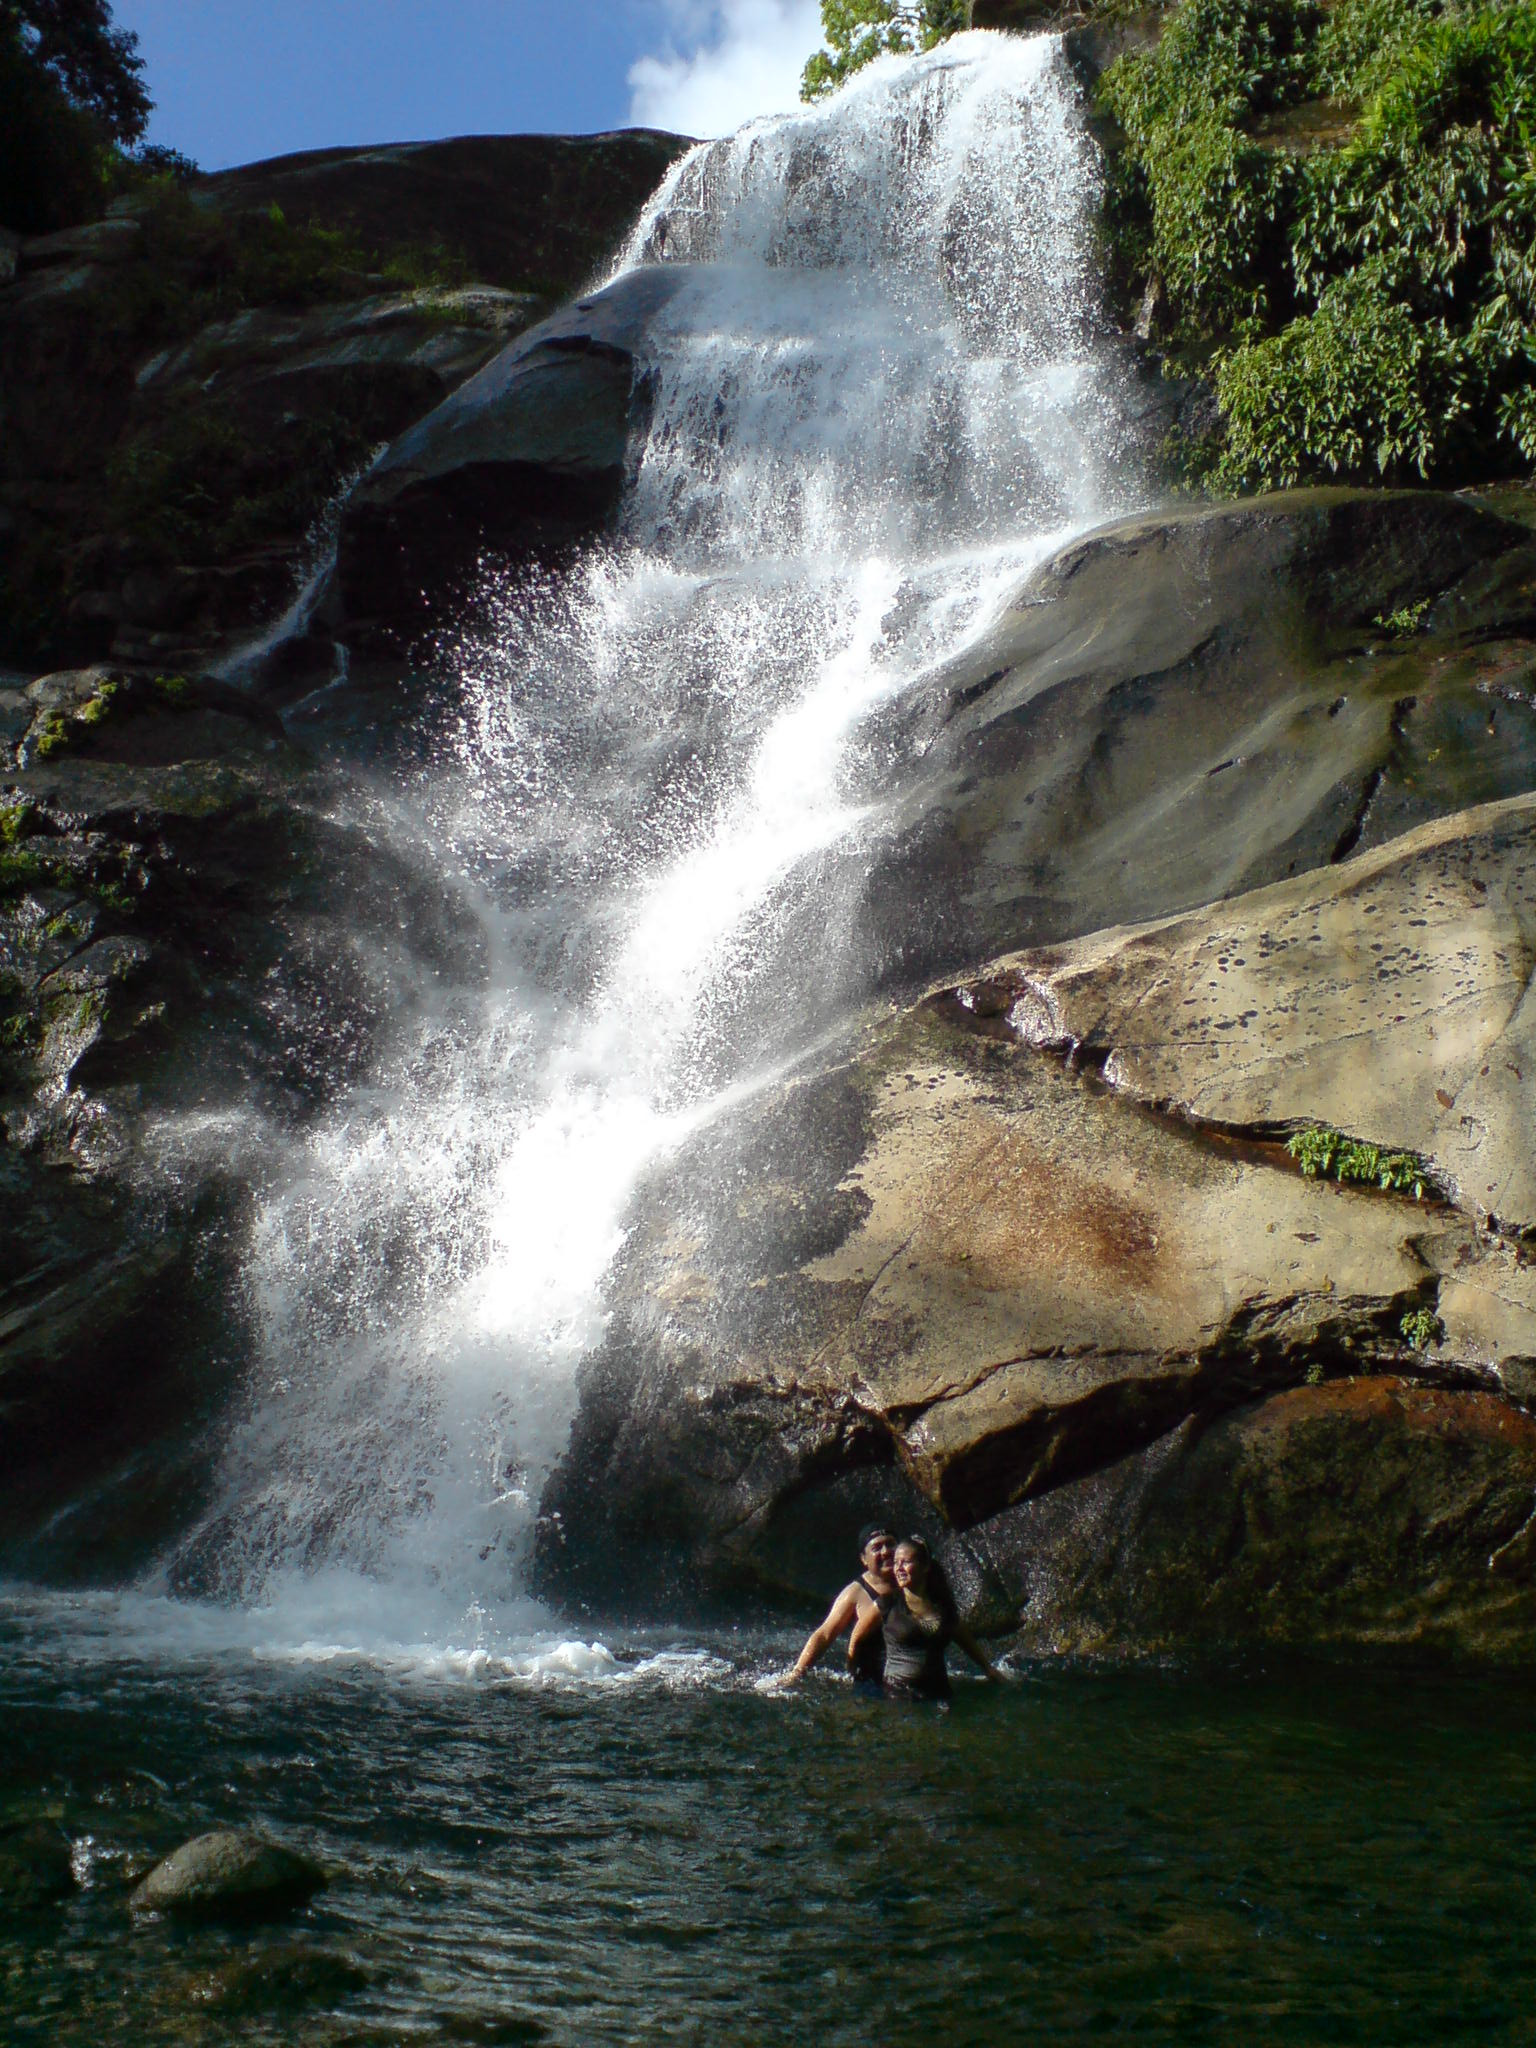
[785,1525,1002,1700]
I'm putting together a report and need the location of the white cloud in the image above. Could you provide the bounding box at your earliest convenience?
[628,0,825,138]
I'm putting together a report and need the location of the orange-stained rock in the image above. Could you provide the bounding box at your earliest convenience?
[949,1379,1536,1660]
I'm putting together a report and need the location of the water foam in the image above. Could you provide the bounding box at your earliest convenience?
[149,29,1141,1661]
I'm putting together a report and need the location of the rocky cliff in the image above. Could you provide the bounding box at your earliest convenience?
[6,109,1536,1665]
[0,130,688,682]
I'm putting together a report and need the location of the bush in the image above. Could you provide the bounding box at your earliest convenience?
[1101,0,1536,489]
[1213,263,1463,485]
[801,0,968,101]
[1144,111,1286,331]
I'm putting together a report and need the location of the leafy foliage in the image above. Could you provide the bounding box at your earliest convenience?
[1374,595,1432,633]
[1286,1125,1430,1197]
[1101,0,1536,488]
[2,0,149,142]
[802,0,969,102]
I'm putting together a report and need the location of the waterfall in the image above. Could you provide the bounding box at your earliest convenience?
[166,31,1142,1654]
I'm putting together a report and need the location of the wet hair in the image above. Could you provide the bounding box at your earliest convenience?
[857,1522,896,1556]
[894,1536,956,1620]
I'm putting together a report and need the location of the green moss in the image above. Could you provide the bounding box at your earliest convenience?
[0,846,49,893]
[76,680,121,727]
[153,672,191,702]
[0,803,34,847]
[31,712,70,761]
[1287,1124,1430,1196]
[0,1012,38,1052]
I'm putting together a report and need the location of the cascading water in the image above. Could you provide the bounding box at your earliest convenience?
[165,30,1143,1661]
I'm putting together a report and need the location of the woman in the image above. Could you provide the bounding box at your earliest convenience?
[850,1537,1002,1701]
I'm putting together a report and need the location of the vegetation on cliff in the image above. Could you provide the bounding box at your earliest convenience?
[801,0,973,98]
[1099,0,1536,490]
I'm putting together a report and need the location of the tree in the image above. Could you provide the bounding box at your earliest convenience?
[801,0,972,101]
[0,0,152,233]
[1,0,149,142]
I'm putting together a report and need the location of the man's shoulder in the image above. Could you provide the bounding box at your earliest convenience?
[841,1577,888,1604]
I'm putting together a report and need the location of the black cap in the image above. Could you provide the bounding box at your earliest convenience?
[857,1522,896,1554]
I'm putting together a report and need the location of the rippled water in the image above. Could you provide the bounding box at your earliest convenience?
[5,1594,1534,2046]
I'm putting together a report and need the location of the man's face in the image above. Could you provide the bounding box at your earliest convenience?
[863,1535,895,1575]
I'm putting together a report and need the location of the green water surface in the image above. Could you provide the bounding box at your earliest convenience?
[3,1602,1534,2047]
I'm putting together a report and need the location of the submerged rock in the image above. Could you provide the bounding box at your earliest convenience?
[131,1830,326,1922]
[195,1939,372,2010]
[0,1818,76,1907]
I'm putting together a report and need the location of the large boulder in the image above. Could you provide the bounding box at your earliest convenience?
[332,266,689,651]
[869,489,1536,981]
[540,792,1536,1637]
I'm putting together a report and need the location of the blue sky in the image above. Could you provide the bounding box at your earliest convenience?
[114,0,824,169]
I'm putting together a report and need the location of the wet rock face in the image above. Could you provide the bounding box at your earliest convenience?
[333,267,690,654]
[538,492,1536,1656]
[0,666,484,1573]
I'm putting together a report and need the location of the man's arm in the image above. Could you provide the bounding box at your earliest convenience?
[785,1584,862,1680]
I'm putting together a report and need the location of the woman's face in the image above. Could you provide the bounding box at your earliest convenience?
[862,1534,895,1575]
[893,1544,927,1593]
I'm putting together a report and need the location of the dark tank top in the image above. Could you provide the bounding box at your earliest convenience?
[881,1595,953,1700]
[849,1575,894,1682]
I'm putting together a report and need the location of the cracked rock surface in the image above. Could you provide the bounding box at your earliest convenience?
[538,493,1536,1655]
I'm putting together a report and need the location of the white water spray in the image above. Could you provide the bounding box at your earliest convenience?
[166,31,1142,1659]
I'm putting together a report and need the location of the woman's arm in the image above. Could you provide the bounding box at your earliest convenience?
[953,1620,1003,1681]
[785,1585,861,1680]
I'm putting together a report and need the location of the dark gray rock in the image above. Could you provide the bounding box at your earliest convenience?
[131,1830,326,1922]
[333,266,690,650]
[867,488,1536,982]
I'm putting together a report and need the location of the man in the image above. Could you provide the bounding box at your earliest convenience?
[783,1524,897,1687]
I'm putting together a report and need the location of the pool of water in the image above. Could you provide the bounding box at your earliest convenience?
[4,1594,1535,2046]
